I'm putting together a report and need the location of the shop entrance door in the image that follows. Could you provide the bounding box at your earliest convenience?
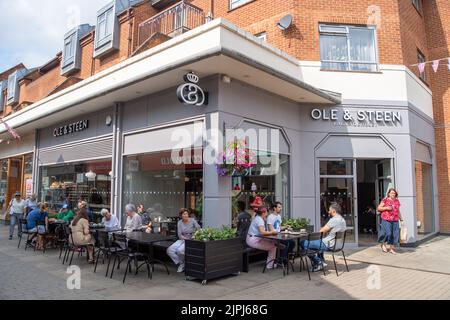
[319,159,394,247]
[356,159,393,246]
[6,158,23,205]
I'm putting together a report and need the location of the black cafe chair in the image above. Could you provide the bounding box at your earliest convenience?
[299,232,326,281]
[110,233,149,284]
[17,218,35,251]
[93,230,124,277]
[329,230,349,277]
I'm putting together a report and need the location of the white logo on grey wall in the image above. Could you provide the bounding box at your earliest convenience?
[311,108,401,125]
[177,72,208,107]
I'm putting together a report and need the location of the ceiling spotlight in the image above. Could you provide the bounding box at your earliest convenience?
[222,75,231,83]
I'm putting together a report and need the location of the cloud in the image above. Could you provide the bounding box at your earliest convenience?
[0,0,109,71]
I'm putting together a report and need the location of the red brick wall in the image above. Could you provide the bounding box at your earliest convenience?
[423,0,450,233]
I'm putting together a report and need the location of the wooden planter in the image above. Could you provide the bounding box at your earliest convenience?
[185,237,243,285]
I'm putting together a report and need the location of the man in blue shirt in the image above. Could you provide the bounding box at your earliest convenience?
[26,203,49,250]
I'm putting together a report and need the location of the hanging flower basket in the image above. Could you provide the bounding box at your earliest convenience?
[215,140,257,177]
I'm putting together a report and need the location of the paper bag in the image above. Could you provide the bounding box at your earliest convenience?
[400,221,407,244]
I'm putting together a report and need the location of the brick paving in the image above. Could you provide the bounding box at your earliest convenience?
[0,225,449,300]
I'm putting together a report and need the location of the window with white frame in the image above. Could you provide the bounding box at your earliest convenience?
[63,33,76,66]
[255,32,267,41]
[230,0,253,10]
[417,50,426,81]
[96,6,115,48]
[319,24,378,72]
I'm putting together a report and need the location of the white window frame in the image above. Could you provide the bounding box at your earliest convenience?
[95,6,115,49]
[255,32,267,41]
[319,24,379,72]
[230,0,253,10]
[62,32,76,67]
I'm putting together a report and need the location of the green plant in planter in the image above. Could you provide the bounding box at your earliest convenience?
[193,226,237,242]
[282,218,311,231]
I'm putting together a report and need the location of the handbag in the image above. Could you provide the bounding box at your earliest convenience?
[400,221,407,244]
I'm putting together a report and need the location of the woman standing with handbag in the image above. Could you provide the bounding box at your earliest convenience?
[7,192,26,240]
[377,188,403,254]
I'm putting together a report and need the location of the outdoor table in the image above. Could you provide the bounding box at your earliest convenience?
[256,232,309,276]
[119,231,177,274]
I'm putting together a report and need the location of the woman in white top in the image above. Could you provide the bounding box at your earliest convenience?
[8,192,26,240]
[246,208,278,269]
[101,209,120,230]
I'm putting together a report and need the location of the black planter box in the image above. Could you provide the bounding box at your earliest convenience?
[185,237,243,285]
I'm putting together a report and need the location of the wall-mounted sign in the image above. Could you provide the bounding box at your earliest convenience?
[177,72,208,107]
[311,108,401,127]
[53,120,89,137]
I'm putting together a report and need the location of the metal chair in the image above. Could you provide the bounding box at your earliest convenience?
[94,230,124,277]
[17,218,35,250]
[329,230,349,276]
[36,221,49,253]
[63,226,89,265]
[299,232,326,280]
[110,233,148,284]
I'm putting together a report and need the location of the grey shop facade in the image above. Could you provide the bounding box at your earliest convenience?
[30,73,438,247]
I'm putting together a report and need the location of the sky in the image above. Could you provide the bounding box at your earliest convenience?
[0,0,108,72]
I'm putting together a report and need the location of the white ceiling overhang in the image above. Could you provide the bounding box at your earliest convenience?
[0,18,341,139]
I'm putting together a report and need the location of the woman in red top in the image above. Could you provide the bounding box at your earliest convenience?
[377,188,403,254]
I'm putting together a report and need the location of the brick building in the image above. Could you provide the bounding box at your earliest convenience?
[0,0,448,245]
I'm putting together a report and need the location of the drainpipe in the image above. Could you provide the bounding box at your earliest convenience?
[112,102,123,224]
[127,8,134,57]
[32,129,40,198]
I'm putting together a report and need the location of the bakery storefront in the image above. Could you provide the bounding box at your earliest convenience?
[0,132,35,221]
[36,108,113,220]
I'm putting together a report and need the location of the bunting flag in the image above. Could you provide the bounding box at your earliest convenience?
[0,119,21,140]
[432,60,440,73]
[418,62,426,74]
[448,58,450,71]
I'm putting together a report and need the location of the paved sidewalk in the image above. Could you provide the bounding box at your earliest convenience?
[0,225,449,300]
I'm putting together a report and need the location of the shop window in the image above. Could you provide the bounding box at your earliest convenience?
[230,0,253,10]
[39,160,112,221]
[320,160,353,176]
[24,154,33,175]
[123,149,203,225]
[320,160,356,243]
[0,160,8,213]
[415,161,434,239]
[319,24,378,72]
[232,153,290,224]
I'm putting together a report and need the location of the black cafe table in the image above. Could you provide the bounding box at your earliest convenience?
[120,231,177,274]
[256,232,309,276]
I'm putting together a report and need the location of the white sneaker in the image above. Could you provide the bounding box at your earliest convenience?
[177,263,185,273]
[322,262,328,268]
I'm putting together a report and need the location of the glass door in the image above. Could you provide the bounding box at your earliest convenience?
[319,159,357,243]
[375,159,393,233]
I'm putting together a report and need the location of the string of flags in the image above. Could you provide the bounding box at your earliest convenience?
[0,118,21,143]
[411,56,450,73]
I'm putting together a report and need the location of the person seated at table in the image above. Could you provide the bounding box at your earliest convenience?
[25,194,38,216]
[167,208,201,273]
[124,204,143,232]
[77,198,93,222]
[267,202,295,260]
[101,209,120,230]
[26,203,49,250]
[236,201,252,238]
[301,202,347,272]
[246,207,278,269]
[54,204,74,223]
[70,208,96,263]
